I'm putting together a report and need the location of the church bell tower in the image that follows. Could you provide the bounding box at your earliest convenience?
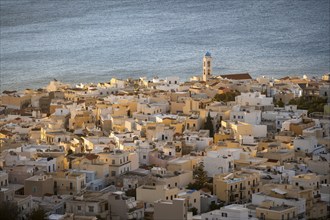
[202,52,212,81]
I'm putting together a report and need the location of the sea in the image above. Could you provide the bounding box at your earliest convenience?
[0,0,329,91]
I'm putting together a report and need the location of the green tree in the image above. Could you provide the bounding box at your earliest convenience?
[204,112,214,137]
[0,201,19,220]
[288,96,327,114]
[189,207,198,215]
[187,162,208,190]
[209,202,223,211]
[28,207,47,220]
[274,99,285,107]
[212,91,240,103]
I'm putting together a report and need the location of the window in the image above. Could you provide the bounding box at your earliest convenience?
[112,159,115,165]
[88,206,94,213]
[77,206,81,211]
[194,199,196,203]
[260,213,264,219]
[143,155,146,159]
[111,171,116,176]
[221,212,228,217]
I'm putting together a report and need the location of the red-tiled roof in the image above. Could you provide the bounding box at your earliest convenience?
[85,154,99,160]
[220,73,252,80]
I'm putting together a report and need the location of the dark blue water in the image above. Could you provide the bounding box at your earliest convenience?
[1,0,329,91]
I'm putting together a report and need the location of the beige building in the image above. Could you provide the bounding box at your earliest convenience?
[4,165,35,184]
[145,123,175,142]
[256,200,297,220]
[24,174,54,197]
[52,171,86,195]
[0,171,9,187]
[258,149,295,165]
[109,191,144,220]
[167,156,201,172]
[260,183,328,219]
[177,189,201,214]
[153,198,189,220]
[72,156,109,180]
[291,173,320,196]
[66,192,109,219]
[15,194,33,220]
[289,118,315,135]
[2,93,31,110]
[69,110,95,130]
[98,150,131,177]
[151,168,193,189]
[136,184,180,204]
[213,171,262,204]
[0,186,15,202]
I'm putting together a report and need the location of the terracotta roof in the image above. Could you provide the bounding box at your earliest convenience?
[85,154,99,160]
[220,73,252,80]
[0,130,13,136]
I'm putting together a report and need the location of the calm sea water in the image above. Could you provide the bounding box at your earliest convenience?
[1,0,329,91]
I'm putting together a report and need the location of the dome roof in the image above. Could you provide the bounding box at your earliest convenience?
[205,52,211,57]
